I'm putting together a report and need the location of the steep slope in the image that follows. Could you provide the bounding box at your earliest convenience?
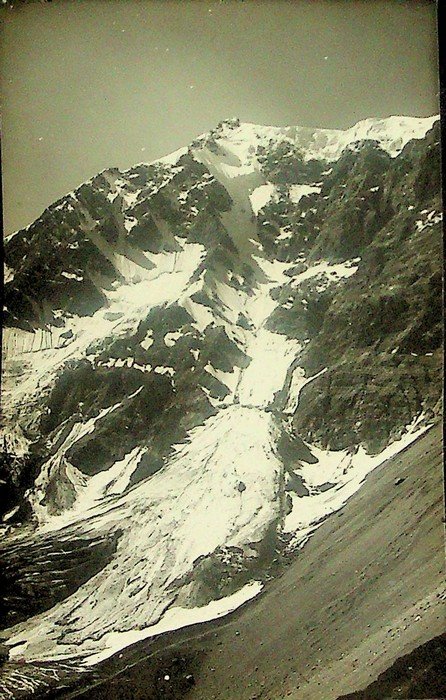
[45,423,445,700]
[0,115,442,698]
[337,633,446,700]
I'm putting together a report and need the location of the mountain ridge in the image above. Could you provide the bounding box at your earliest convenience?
[3,114,438,245]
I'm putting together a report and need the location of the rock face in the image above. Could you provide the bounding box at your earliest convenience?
[0,115,442,694]
[271,124,442,453]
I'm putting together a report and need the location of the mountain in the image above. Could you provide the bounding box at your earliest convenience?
[0,114,442,698]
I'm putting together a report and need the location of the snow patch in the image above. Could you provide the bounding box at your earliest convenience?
[85,581,263,666]
[284,415,432,543]
[289,184,321,204]
[154,366,175,377]
[61,271,83,282]
[164,331,183,347]
[249,184,277,215]
[124,216,138,232]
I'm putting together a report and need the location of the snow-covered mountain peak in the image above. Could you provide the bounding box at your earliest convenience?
[132,114,439,194]
[200,114,439,164]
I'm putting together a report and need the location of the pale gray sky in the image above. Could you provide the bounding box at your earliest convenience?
[0,0,439,236]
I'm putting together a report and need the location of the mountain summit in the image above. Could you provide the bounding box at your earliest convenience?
[0,115,442,695]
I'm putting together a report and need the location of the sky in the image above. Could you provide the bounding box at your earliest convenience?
[0,0,440,236]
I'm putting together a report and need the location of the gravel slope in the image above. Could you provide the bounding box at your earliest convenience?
[337,632,446,699]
